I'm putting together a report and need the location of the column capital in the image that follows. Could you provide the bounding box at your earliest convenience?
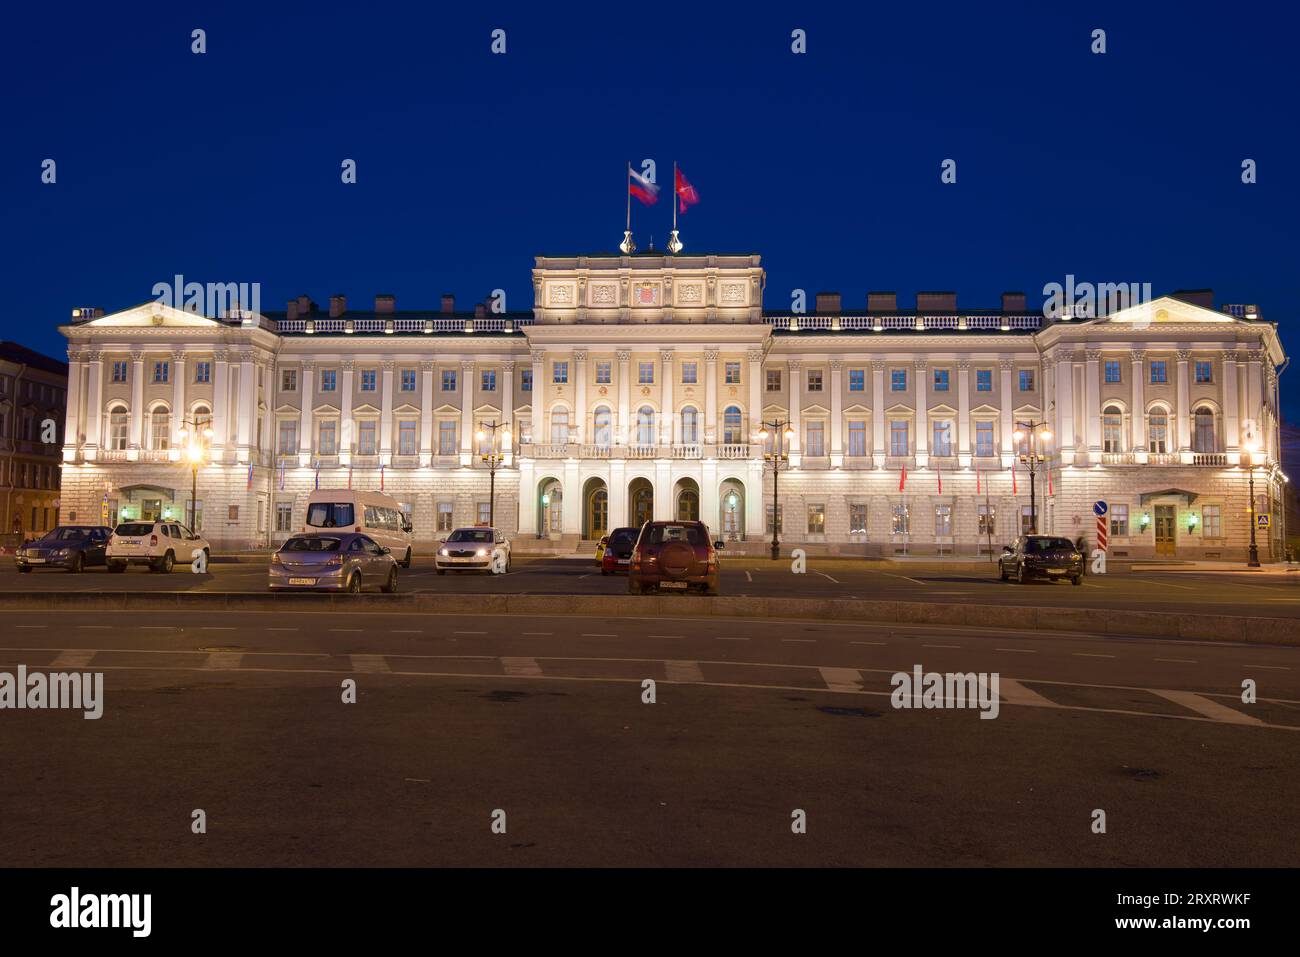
[214,349,230,363]
[459,359,475,372]
[573,349,588,362]
[67,348,84,363]
[870,359,886,372]
[1175,349,1191,362]
[1222,350,1239,363]
[300,358,314,371]
[238,349,255,363]
[912,358,928,371]
[1130,350,1146,362]
[659,349,674,363]
[998,357,1014,371]
[829,359,844,371]
[787,359,802,372]
[1084,349,1102,362]
[616,349,631,362]
[502,359,516,373]
[955,358,971,371]
[383,360,397,373]
[130,350,145,362]
[340,359,355,372]
[744,348,762,363]
[171,349,187,362]
[419,360,435,373]
[531,348,546,363]
[86,349,103,362]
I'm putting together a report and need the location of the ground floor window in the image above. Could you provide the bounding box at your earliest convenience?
[807,503,825,534]
[766,504,783,534]
[891,503,910,535]
[1110,504,1129,537]
[934,504,952,536]
[275,501,293,532]
[849,503,868,535]
[977,503,995,538]
[478,501,492,526]
[1020,506,1035,534]
[1202,504,1221,537]
[437,502,454,531]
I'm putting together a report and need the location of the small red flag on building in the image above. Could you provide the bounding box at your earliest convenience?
[347,466,353,490]
[899,463,907,492]
[1011,462,1018,495]
[675,165,700,213]
[937,469,942,494]
[975,467,981,495]
[1048,471,1053,496]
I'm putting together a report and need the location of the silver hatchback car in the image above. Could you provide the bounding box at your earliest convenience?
[269,532,399,593]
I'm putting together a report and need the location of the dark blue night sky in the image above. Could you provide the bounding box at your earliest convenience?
[4,2,1297,414]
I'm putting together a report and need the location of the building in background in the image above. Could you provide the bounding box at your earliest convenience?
[0,341,68,543]
[57,254,1287,559]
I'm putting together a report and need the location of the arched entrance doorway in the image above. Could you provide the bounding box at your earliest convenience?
[582,477,609,540]
[628,477,654,527]
[674,477,700,521]
[719,479,745,541]
[537,477,563,539]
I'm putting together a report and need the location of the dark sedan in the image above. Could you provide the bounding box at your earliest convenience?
[14,526,112,573]
[600,526,640,575]
[269,532,399,593]
[999,535,1084,585]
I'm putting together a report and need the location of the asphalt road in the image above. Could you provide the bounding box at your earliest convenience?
[1,607,1297,866]
[4,554,1300,621]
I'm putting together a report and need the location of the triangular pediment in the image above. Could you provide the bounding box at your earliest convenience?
[81,302,226,328]
[1098,296,1237,326]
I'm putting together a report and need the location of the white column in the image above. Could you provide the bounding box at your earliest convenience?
[701,459,719,534]
[829,359,843,467]
[956,359,971,465]
[459,360,474,466]
[380,360,395,463]
[1175,349,1192,455]
[170,351,186,445]
[297,360,313,466]
[998,359,1014,463]
[129,350,145,453]
[236,350,255,462]
[501,360,515,463]
[1055,351,1076,464]
[1084,350,1101,462]
[63,350,83,460]
[871,360,885,466]
[1223,350,1240,456]
[608,460,627,530]
[531,349,547,447]
[1130,351,1146,459]
[573,350,588,444]
[84,351,103,453]
[659,350,674,446]
[746,348,762,443]
[704,349,719,445]
[1245,350,1265,446]
[787,360,802,464]
[339,361,355,463]
[914,359,928,466]
[616,349,631,445]
[653,460,672,520]
[419,361,434,467]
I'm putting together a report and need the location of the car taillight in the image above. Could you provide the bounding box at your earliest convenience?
[326,554,342,566]
[150,534,158,546]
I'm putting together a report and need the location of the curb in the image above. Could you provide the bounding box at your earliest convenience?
[1,591,1296,646]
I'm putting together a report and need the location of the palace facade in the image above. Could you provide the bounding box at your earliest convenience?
[58,252,1287,559]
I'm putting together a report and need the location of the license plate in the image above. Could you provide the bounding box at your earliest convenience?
[659,581,688,590]
[27,558,45,564]
[1047,569,1065,575]
[288,577,316,586]
[617,559,630,565]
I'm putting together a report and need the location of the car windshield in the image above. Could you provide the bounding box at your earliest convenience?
[609,529,638,545]
[447,529,493,543]
[1026,537,1075,553]
[43,527,90,542]
[644,524,707,546]
[282,537,342,552]
[306,503,355,528]
[115,523,154,537]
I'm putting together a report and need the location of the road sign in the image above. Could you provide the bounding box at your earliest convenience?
[1257,514,1271,529]
[1093,501,1108,517]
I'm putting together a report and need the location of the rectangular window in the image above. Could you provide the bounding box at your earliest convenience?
[1202,504,1221,537]
[521,369,533,392]
[153,361,169,384]
[765,504,783,534]
[766,369,782,391]
[438,421,457,454]
[595,362,611,384]
[275,502,293,533]
[1018,369,1035,391]
[976,369,992,392]
[806,422,825,457]
[932,420,953,457]
[401,369,417,392]
[1110,504,1129,537]
[480,369,496,392]
[890,369,907,391]
[1021,506,1035,535]
[317,421,337,455]
[848,421,867,457]
[1104,360,1121,383]
[935,504,952,537]
[890,420,909,456]
[891,504,910,536]
[281,369,297,392]
[977,504,996,537]
[638,362,654,385]
[112,361,128,383]
[1195,361,1213,383]
[849,503,868,535]
[975,421,994,457]
[1150,361,1167,384]
[681,362,697,384]
[361,369,377,392]
[478,502,492,526]
[277,421,297,454]
[849,369,865,391]
[807,503,826,535]
[357,421,377,455]
[194,362,211,384]
[437,502,454,532]
[933,369,950,391]
[441,370,457,391]
[320,369,336,392]
[806,369,823,392]
[725,362,741,384]
[552,361,568,384]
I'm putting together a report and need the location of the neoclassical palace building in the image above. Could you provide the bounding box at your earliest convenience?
[57,252,1287,559]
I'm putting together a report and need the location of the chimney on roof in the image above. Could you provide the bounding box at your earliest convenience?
[917,291,957,313]
[441,294,456,314]
[329,295,347,318]
[286,300,298,321]
[1001,291,1027,313]
[474,301,486,319]
[375,294,396,314]
[814,291,841,314]
[867,291,897,313]
[296,295,312,316]
[1172,289,1214,310]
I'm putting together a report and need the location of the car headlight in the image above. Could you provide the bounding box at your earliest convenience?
[476,548,488,556]
[53,549,69,557]
[439,548,449,556]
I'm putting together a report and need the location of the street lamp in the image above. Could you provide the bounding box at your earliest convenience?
[176,418,213,531]
[1244,438,1261,567]
[758,419,794,560]
[476,419,510,529]
[1012,420,1052,534]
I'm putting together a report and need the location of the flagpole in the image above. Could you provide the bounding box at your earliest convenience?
[984,473,993,562]
[673,161,678,231]
[626,161,631,233]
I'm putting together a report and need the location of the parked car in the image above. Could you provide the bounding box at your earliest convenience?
[14,525,112,573]
[594,535,610,565]
[435,527,511,574]
[106,521,210,573]
[628,520,723,595]
[998,535,1084,585]
[269,532,398,593]
[303,489,413,568]
[600,526,640,576]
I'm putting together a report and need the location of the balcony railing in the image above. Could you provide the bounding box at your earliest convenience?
[391,454,420,469]
[626,445,659,459]
[1101,452,1136,465]
[674,444,702,459]
[581,444,612,459]
[1193,453,1227,466]
[718,443,751,459]
[351,454,381,469]
[1147,452,1178,465]
[140,449,172,462]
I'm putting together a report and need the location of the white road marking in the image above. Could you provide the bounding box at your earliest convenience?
[139,626,175,630]
[1073,652,1116,658]
[201,626,235,631]
[501,656,542,676]
[744,571,753,583]
[998,678,1061,708]
[1152,689,1264,726]
[716,636,749,641]
[648,634,684,639]
[1154,658,1198,664]
[1135,578,1196,590]
[816,571,841,584]
[1250,664,1291,671]
[851,640,887,646]
[203,652,243,670]
[665,660,705,682]
[454,631,486,635]
[881,572,927,585]
[995,647,1036,654]
[350,654,390,673]
[390,630,423,634]
[782,638,816,643]
[50,650,95,668]
[329,628,363,633]
[818,666,863,692]
[267,627,298,632]
[1081,582,1104,589]
[922,644,962,649]
[582,633,618,638]
[14,624,46,629]
[76,625,111,630]
[523,632,553,636]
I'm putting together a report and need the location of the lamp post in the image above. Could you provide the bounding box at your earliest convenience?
[1013,420,1052,534]
[476,419,510,529]
[1244,439,1261,567]
[176,417,214,532]
[758,419,794,560]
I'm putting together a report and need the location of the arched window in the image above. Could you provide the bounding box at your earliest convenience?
[1193,407,1216,453]
[108,405,129,451]
[723,406,743,444]
[1102,405,1124,453]
[593,407,612,447]
[680,407,699,444]
[149,407,171,450]
[550,408,569,446]
[636,407,656,446]
[1148,408,1168,454]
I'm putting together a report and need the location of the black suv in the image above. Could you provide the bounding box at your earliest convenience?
[999,535,1084,585]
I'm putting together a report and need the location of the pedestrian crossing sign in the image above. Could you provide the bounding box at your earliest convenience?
[1257,514,1271,529]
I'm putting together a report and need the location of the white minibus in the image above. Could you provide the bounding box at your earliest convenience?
[302,489,414,567]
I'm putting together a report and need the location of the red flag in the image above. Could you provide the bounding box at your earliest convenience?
[380,464,385,492]
[675,166,700,213]
[899,463,907,492]
[1048,471,1053,496]
[937,469,942,494]
[347,466,353,490]
[975,468,981,495]
[1012,463,1018,495]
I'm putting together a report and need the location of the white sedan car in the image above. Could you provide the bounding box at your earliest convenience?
[435,527,511,574]
[106,520,211,573]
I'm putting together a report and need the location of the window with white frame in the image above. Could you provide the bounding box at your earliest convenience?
[849,503,868,535]
[725,362,741,384]
[638,362,654,385]
[635,407,654,445]
[551,409,570,445]
[766,369,782,391]
[1102,406,1124,453]
[932,420,953,457]
[109,407,129,450]
[1020,506,1035,534]
[552,361,568,384]
[593,407,612,447]
[766,504,783,534]
[275,502,293,532]
[149,408,170,449]
[806,369,823,392]
[357,421,377,455]
[934,504,952,537]
[681,362,697,384]
[478,502,492,525]
[891,503,910,535]
[977,503,996,537]
[806,421,825,456]
[1193,407,1216,452]
[723,406,743,444]
[278,420,297,454]
[975,421,995,457]
[437,502,454,531]
[317,421,337,455]
[438,421,457,454]
[890,419,909,456]
[281,368,297,392]
[398,421,417,455]
[1110,504,1129,536]
[1202,504,1221,537]
[361,369,377,392]
[1148,409,1168,453]
[680,407,699,444]
[848,421,867,457]
[595,362,611,384]
[807,503,826,534]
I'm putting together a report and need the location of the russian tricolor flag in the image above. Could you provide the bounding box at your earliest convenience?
[629,167,660,206]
